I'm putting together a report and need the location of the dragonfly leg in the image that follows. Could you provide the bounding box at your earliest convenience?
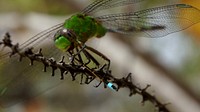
[94,81,102,88]
[69,71,78,81]
[68,47,87,66]
[84,45,111,72]
[75,47,84,65]
[80,73,84,84]
[68,50,76,64]
[72,47,93,67]
[70,46,100,68]
[69,44,86,60]
[68,45,113,89]
[85,75,95,84]
[82,49,100,68]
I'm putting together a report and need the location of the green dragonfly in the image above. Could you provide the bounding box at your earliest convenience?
[1,0,200,108]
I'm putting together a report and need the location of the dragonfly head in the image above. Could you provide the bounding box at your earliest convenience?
[54,28,75,51]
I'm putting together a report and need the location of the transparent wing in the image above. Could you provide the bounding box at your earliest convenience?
[0,45,66,107]
[19,23,64,50]
[81,0,145,15]
[0,24,66,107]
[0,23,62,64]
[0,23,63,65]
[95,4,200,37]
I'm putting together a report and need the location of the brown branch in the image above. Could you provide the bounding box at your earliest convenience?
[113,33,200,109]
[0,33,170,112]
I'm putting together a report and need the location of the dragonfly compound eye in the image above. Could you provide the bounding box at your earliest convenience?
[60,29,75,40]
[53,30,61,40]
[54,29,72,51]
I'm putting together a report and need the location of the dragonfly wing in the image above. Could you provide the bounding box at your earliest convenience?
[19,23,63,50]
[0,23,63,65]
[82,0,145,15]
[95,4,200,37]
[0,44,67,107]
[0,24,67,107]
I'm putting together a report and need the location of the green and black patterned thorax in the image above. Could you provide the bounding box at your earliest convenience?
[54,14,107,51]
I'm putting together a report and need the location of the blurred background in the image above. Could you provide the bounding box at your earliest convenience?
[0,0,200,112]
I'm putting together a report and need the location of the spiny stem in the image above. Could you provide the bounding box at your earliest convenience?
[0,33,170,112]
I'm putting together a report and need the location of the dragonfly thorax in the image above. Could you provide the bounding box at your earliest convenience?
[54,14,107,52]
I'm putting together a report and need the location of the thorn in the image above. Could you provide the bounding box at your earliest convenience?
[40,57,48,72]
[43,65,47,72]
[129,88,137,96]
[19,55,23,62]
[49,58,57,77]
[5,32,10,38]
[80,73,84,85]
[25,47,34,55]
[125,73,132,82]
[3,33,12,47]
[35,48,43,56]
[60,69,65,80]
[143,84,151,91]
[140,84,151,105]
[155,102,170,112]
[70,72,77,81]
[9,43,19,57]
[65,71,69,75]
[30,59,34,66]
[59,56,65,63]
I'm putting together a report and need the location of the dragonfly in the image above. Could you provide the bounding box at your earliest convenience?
[1,0,200,108]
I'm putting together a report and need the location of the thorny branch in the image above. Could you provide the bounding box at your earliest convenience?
[0,33,170,112]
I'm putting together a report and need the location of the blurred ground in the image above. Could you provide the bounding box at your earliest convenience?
[0,0,200,112]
